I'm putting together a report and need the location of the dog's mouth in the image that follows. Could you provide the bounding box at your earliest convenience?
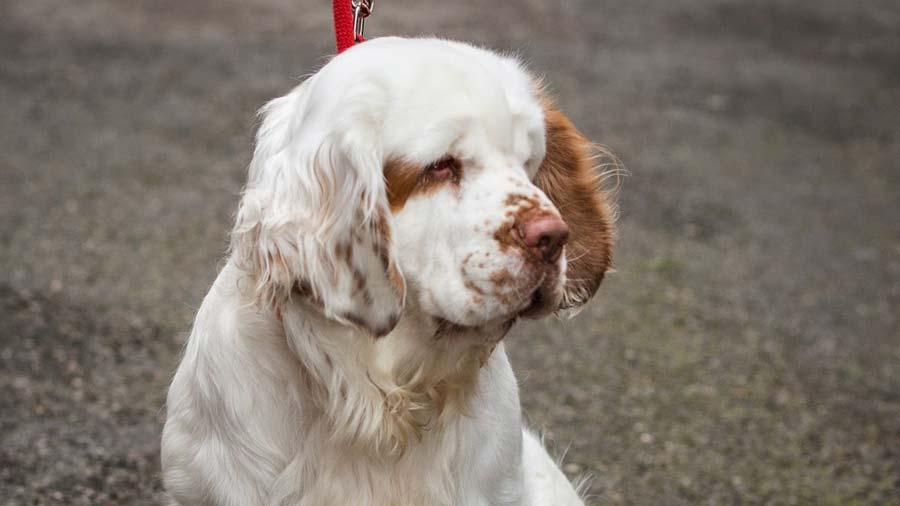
[431,279,561,340]
[518,288,546,318]
[515,282,562,320]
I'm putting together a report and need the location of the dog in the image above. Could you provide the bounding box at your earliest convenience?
[161,37,615,506]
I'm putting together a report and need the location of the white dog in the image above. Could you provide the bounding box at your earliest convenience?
[161,37,615,506]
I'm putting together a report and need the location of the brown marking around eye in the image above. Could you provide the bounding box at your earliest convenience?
[384,157,461,212]
[384,158,420,212]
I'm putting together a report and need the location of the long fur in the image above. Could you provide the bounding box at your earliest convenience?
[162,37,613,506]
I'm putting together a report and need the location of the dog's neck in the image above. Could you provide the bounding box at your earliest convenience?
[279,295,511,458]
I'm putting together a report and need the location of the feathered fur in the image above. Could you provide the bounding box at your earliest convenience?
[162,37,615,506]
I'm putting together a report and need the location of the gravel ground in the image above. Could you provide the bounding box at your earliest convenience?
[2,1,899,504]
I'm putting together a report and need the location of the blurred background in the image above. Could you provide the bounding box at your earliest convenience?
[1,0,898,504]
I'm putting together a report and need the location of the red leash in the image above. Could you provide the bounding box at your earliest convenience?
[333,0,374,53]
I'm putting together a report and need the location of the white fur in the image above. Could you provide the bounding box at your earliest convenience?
[162,38,588,506]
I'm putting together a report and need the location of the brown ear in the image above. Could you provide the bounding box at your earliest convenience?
[535,100,617,310]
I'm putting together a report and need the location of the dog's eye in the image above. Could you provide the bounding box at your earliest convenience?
[426,157,457,181]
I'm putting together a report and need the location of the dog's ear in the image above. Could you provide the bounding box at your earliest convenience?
[231,84,405,337]
[534,97,616,311]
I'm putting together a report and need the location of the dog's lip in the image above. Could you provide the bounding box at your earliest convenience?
[517,289,545,318]
[515,278,563,320]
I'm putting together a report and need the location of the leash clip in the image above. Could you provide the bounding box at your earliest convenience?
[351,0,374,42]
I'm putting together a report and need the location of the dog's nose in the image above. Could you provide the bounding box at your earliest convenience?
[520,216,569,263]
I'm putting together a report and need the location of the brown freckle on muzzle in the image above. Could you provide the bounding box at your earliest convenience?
[489,268,513,286]
[463,279,485,296]
[492,223,516,253]
[503,193,541,209]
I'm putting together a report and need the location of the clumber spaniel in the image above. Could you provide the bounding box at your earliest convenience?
[162,37,615,506]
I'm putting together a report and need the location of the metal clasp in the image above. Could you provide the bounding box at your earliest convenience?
[351,0,374,42]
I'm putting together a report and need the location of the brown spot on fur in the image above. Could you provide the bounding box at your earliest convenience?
[534,94,616,308]
[492,222,515,253]
[387,262,405,300]
[373,207,392,243]
[503,193,541,209]
[351,268,366,295]
[489,268,513,287]
[463,279,485,296]
[471,262,527,308]
[367,207,406,302]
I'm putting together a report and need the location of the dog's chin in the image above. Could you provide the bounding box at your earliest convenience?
[431,285,563,341]
[515,284,564,320]
[432,316,516,342]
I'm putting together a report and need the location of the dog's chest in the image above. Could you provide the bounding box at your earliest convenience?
[279,424,513,506]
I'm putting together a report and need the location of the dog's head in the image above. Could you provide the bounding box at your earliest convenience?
[232,38,615,338]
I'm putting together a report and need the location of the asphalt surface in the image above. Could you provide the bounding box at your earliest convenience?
[1,1,899,504]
